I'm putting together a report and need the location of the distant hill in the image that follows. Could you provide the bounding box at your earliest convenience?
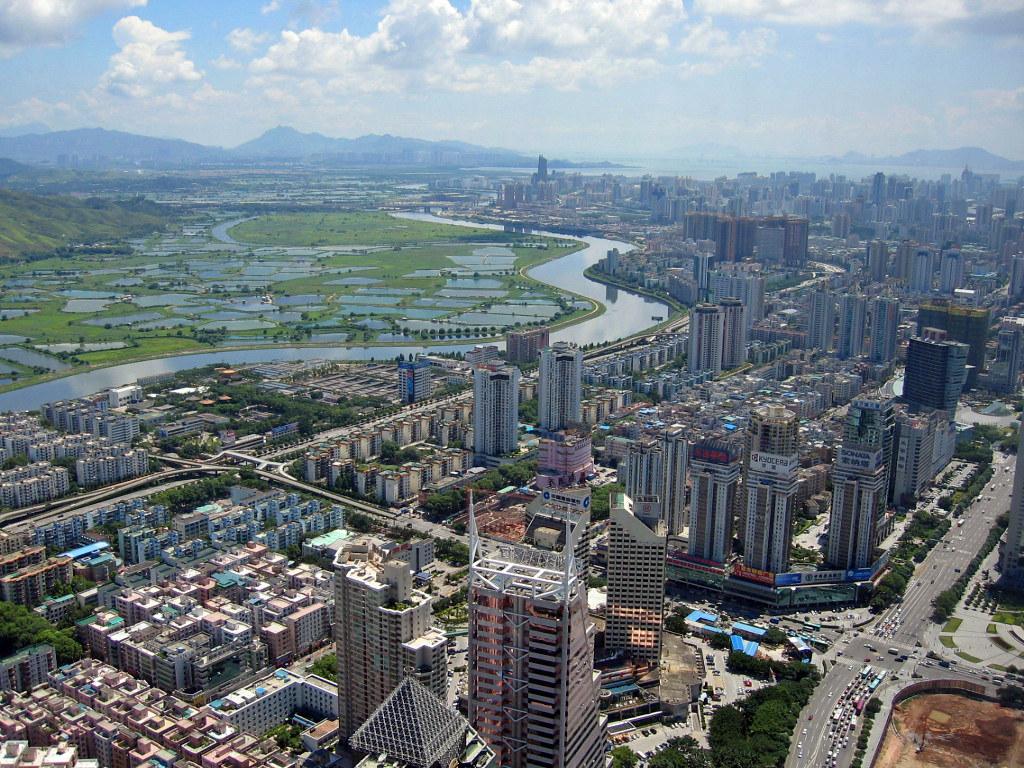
[232,125,529,165]
[0,190,167,259]
[0,128,220,166]
[0,158,30,180]
[0,122,49,138]
[838,146,1023,172]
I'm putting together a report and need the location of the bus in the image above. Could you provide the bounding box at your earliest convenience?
[803,621,822,632]
[861,665,872,679]
[854,697,865,715]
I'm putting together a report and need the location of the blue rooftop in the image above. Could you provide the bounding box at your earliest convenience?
[685,609,718,625]
[732,621,767,637]
[730,635,760,656]
[61,541,109,560]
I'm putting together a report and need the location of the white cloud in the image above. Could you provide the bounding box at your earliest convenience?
[212,54,242,70]
[679,17,776,60]
[694,0,1024,37]
[0,0,147,57]
[227,27,269,52]
[975,86,1024,111]
[260,0,280,13]
[100,16,202,99]
[247,0,769,97]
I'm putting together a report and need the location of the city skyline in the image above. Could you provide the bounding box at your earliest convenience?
[0,1,1021,161]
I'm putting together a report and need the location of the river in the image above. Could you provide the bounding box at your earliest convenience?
[0,215,671,411]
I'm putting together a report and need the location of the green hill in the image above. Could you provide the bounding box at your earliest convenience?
[0,190,167,259]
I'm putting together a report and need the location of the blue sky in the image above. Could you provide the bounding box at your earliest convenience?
[0,0,1022,160]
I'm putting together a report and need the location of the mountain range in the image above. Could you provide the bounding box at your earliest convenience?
[833,146,1024,172]
[0,126,1019,173]
[0,126,546,168]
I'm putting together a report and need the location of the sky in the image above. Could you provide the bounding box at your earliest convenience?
[0,0,1022,160]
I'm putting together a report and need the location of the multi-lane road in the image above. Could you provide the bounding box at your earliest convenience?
[787,451,1014,768]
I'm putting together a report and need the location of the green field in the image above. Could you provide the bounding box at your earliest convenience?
[939,635,957,648]
[943,618,963,633]
[229,211,507,247]
[0,209,594,390]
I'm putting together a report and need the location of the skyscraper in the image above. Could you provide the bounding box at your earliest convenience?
[335,540,448,739]
[903,335,969,411]
[866,240,888,283]
[619,426,688,535]
[869,297,900,363]
[693,252,712,301]
[473,364,521,460]
[807,290,835,352]
[783,217,809,267]
[826,395,895,570]
[707,269,765,328]
[506,326,549,364]
[910,247,934,294]
[998,423,1024,590]
[538,342,583,431]
[605,493,667,665]
[689,435,742,564]
[836,293,867,360]
[991,320,1024,394]
[916,301,991,388]
[742,405,799,574]
[396,357,432,404]
[467,498,605,768]
[719,297,747,370]
[939,249,965,294]
[688,303,723,375]
[1010,254,1024,300]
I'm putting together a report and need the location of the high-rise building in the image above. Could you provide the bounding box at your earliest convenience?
[536,154,548,181]
[990,320,1024,393]
[396,358,432,404]
[916,301,991,388]
[467,500,605,768]
[866,240,888,283]
[605,493,667,665]
[707,270,765,328]
[619,426,688,535]
[903,335,969,411]
[939,249,965,293]
[894,240,916,280]
[719,297,747,370]
[1010,255,1024,300]
[688,303,723,375]
[742,405,799,574]
[689,435,742,564]
[910,247,934,294]
[871,172,886,207]
[783,217,809,267]
[826,395,895,570]
[807,290,835,352]
[693,252,713,301]
[334,540,448,739]
[869,297,900,363]
[836,294,867,359]
[998,422,1024,590]
[472,364,521,460]
[506,326,550,364]
[538,342,583,431]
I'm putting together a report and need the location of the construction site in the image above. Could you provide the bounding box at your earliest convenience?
[875,692,1024,768]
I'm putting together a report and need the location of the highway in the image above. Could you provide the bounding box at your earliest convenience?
[786,451,1014,768]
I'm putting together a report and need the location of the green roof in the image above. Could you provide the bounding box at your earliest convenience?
[307,528,352,548]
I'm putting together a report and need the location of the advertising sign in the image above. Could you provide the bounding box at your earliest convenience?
[732,562,775,585]
[748,451,797,477]
[837,447,883,471]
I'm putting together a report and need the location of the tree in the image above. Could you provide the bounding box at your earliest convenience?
[309,653,337,682]
[710,632,732,651]
[997,685,1024,709]
[762,626,789,646]
[610,746,639,768]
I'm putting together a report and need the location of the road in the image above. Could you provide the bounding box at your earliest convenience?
[786,451,1014,768]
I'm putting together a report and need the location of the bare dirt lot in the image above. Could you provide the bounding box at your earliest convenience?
[875,693,1024,768]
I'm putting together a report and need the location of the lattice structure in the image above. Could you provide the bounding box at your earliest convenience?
[349,676,468,768]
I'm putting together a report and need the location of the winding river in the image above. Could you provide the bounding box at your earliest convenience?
[0,216,672,412]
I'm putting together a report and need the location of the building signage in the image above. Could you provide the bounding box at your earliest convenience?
[692,445,733,465]
[732,562,775,585]
[748,451,796,477]
[837,447,883,471]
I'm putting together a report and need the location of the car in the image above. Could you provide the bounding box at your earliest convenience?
[743,679,752,687]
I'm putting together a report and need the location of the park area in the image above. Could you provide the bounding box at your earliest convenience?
[875,693,1024,768]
